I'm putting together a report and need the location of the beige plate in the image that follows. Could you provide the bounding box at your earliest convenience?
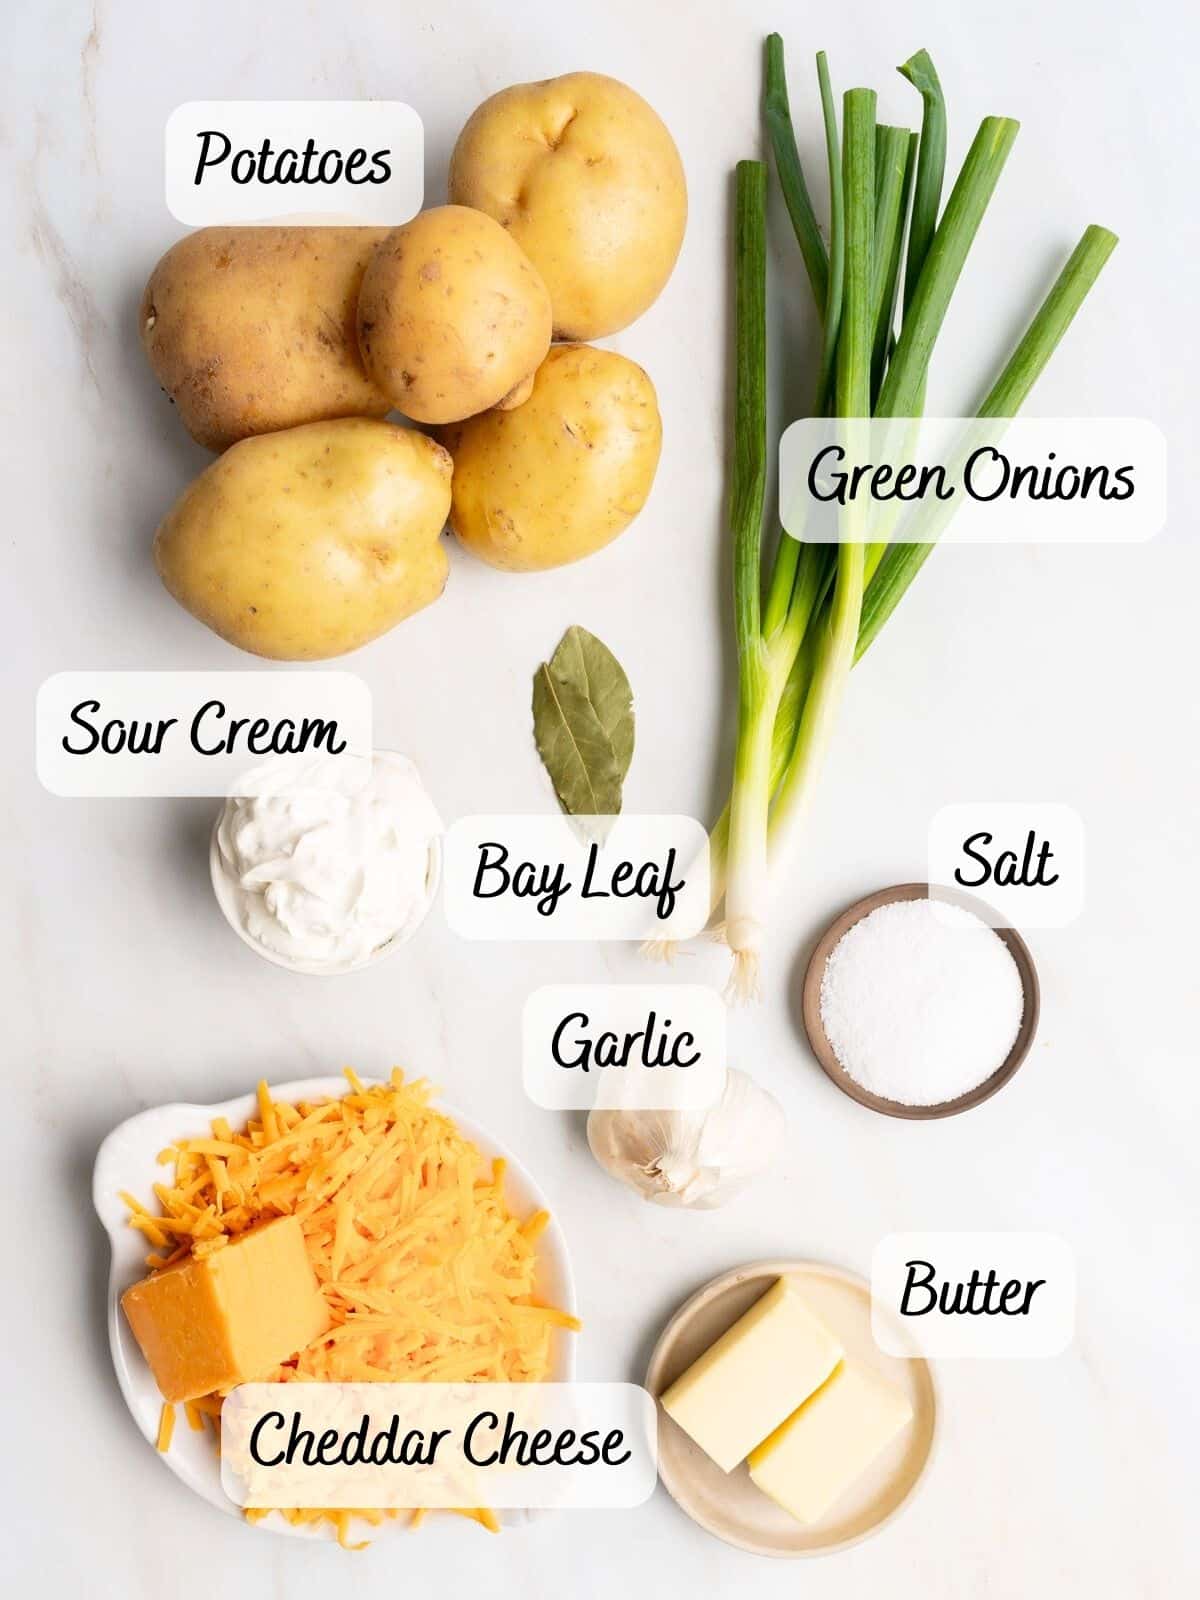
[646,1260,937,1558]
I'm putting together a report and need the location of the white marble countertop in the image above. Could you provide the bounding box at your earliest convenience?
[5,0,1198,1594]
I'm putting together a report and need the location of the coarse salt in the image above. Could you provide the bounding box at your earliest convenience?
[818,898,1024,1106]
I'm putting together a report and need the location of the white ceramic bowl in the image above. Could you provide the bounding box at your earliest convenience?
[93,1077,577,1541]
[209,752,443,977]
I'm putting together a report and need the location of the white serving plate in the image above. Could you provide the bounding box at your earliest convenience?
[93,1076,577,1542]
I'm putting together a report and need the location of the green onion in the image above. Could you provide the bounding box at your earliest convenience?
[898,48,947,309]
[743,89,874,939]
[768,224,1119,852]
[876,116,1018,420]
[764,34,829,312]
[836,90,876,420]
[871,127,917,395]
[858,114,1015,576]
[723,160,771,993]
[762,47,842,642]
[815,51,846,407]
[730,161,769,660]
[857,223,1120,654]
[727,90,876,997]
[726,52,845,983]
[677,41,1115,995]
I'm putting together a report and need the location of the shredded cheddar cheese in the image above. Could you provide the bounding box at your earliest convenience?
[156,1402,176,1452]
[126,1070,579,1546]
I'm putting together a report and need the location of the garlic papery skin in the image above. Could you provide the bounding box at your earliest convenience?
[586,1069,786,1209]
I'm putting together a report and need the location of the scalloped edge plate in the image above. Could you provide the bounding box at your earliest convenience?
[93,1076,577,1542]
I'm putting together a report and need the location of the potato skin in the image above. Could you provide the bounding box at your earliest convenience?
[154,419,451,660]
[449,72,686,340]
[443,344,662,572]
[357,205,552,425]
[140,228,393,451]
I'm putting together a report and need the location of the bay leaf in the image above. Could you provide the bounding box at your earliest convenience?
[532,662,624,817]
[546,626,635,783]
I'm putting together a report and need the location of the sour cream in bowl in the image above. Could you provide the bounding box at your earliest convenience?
[210,751,442,975]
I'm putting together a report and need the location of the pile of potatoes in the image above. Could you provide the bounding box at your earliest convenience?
[143,72,686,661]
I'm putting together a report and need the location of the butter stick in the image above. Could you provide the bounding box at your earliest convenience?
[660,1278,843,1473]
[748,1358,913,1524]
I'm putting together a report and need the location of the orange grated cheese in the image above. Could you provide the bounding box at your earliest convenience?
[126,1069,578,1545]
[447,1506,502,1533]
[156,1402,176,1452]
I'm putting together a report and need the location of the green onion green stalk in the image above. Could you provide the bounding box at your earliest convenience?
[690,35,1116,996]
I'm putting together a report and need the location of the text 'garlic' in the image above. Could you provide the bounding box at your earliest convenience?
[586,1069,785,1209]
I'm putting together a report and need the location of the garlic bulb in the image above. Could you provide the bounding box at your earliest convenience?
[586,1069,785,1209]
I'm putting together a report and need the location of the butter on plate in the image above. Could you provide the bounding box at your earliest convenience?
[748,1358,914,1525]
[660,1277,843,1473]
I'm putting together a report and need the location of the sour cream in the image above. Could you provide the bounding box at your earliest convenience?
[211,753,442,973]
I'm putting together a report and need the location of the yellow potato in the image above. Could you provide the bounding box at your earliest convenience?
[140,228,393,451]
[357,205,552,425]
[449,72,687,340]
[443,344,661,572]
[154,419,451,660]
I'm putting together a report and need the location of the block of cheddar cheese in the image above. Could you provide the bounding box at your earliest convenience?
[748,1358,913,1524]
[660,1277,843,1473]
[121,1215,330,1403]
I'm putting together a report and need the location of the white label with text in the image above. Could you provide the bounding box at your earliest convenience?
[36,671,372,797]
[220,1382,656,1510]
[442,815,710,941]
[522,985,727,1111]
[165,101,423,226]
[872,1232,1076,1358]
[928,803,1085,927]
[779,416,1165,544]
